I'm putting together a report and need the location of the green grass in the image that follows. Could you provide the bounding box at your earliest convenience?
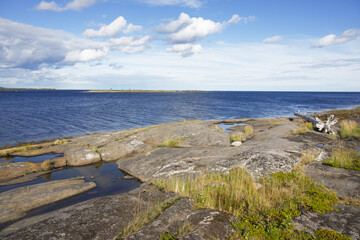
[155,167,338,239]
[314,229,351,240]
[244,125,254,138]
[230,125,253,143]
[323,145,360,171]
[339,120,360,140]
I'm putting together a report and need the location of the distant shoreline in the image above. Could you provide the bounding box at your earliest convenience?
[0,87,56,91]
[84,90,204,93]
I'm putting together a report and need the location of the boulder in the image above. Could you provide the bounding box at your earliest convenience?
[0,177,96,224]
[64,147,101,166]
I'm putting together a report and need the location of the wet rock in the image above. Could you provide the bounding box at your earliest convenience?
[0,184,176,240]
[126,198,238,240]
[0,170,54,186]
[304,162,360,199]
[0,177,96,224]
[292,204,360,240]
[179,131,230,147]
[64,147,101,166]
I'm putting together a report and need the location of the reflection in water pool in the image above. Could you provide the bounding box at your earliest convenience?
[217,122,248,132]
[0,163,140,223]
[0,154,62,163]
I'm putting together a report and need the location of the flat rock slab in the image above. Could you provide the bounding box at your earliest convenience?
[179,131,230,147]
[0,184,177,240]
[118,123,303,182]
[0,177,96,224]
[304,162,360,199]
[126,198,238,240]
[0,162,36,182]
[292,204,360,240]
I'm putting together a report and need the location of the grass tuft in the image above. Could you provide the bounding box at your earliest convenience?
[314,229,351,240]
[244,125,254,138]
[339,120,360,140]
[40,159,53,171]
[323,145,360,171]
[292,122,314,135]
[54,138,69,145]
[161,138,180,148]
[155,168,338,239]
[230,133,245,143]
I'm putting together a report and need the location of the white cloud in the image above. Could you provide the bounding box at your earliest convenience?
[0,17,150,69]
[228,14,256,24]
[166,43,202,57]
[123,23,143,34]
[138,0,203,8]
[156,13,223,44]
[35,0,96,12]
[84,16,127,38]
[263,35,283,43]
[84,16,144,38]
[313,28,360,47]
[64,48,109,62]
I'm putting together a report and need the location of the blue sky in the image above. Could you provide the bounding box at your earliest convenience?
[0,0,359,90]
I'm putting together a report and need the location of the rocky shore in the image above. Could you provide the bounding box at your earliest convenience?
[0,108,359,239]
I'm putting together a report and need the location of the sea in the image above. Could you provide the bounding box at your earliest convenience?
[1,90,360,147]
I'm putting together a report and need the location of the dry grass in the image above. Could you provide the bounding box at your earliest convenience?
[323,145,360,171]
[54,138,69,145]
[339,120,360,140]
[292,122,313,135]
[161,138,180,148]
[40,159,53,171]
[293,150,317,171]
[244,125,254,138]
[230,133,245,143]
[155,168,338,239]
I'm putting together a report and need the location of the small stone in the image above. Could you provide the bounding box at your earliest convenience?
[231,141,242,147]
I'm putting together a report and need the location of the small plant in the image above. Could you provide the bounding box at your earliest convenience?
[314,229,351,240]
[292,122,314,135]
[323,145,360,171]
[41,159,53,171]
[161,138,180,148]
[160,232,176,240]
[244,125,254,138]
[54,138,69,145]
[339,120,360,140]
[230,133,244,143]
[294,150,317,171]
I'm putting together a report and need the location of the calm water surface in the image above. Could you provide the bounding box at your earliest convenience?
[1,90,360,147]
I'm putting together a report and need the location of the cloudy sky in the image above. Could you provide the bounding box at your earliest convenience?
[0,0,359,91]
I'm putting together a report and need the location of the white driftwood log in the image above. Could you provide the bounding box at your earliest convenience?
[294,111,338,134]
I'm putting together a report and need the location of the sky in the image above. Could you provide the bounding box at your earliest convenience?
[0,0,359,91]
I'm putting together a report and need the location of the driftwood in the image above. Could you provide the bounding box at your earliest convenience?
[294,111,337,134]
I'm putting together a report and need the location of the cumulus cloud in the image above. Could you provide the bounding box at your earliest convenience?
[35,0,96,12]
[84,16,127,38]
[313,28,360,47]
[64,48,109,62]
[0,17,150,69]
[138,0,203,8]
[263,35,283,43]
[166,43,202,57]
[84,16,143,38]
[156,13,223,44]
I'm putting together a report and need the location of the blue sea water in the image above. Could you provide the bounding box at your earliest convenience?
[1,90,360,147]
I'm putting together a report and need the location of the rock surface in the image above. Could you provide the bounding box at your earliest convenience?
[126,198,238,240]
[0,162,37,182]
[0,177,96,224]
[118,123,303,181]
[304,162,360,199]
[0,184,176,240]
[293,204,360,240]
